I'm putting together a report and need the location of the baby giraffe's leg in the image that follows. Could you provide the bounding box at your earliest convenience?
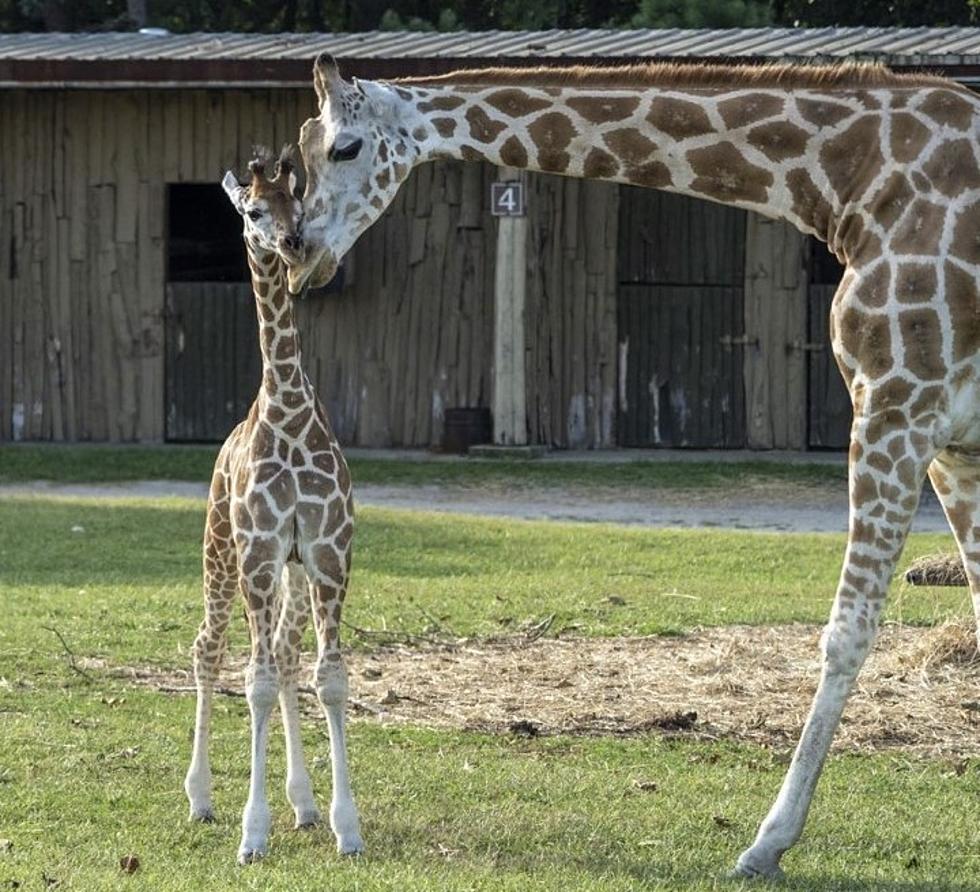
[310,577,363,855]
[185,524,237,822]
[928,449,980,649]
[734,421,933,877]
[274,561,320,828]
[237,535,285,865]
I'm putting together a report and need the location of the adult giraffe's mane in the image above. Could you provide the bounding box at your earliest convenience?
[399,61,963,92]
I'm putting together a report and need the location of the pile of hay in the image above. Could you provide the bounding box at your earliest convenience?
[905,552,968,586]
[126,621,980,759]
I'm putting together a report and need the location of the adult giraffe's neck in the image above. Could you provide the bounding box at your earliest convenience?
[402,80,882,265]
[245,243,310,412]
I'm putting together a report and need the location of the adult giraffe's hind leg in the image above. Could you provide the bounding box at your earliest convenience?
[274,561,321,828]
[734,419,934,878]
[928,449,980,649]
[185,506,237,822]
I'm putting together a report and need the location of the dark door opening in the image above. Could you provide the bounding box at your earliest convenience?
[806,241,850,449]
[164,183,260,442]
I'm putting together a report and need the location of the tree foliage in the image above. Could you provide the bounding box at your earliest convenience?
[0,0,975,32]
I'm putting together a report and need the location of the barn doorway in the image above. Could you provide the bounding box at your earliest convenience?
[806,241,850,448]
[164,183,260,442]
[616,188,747,448]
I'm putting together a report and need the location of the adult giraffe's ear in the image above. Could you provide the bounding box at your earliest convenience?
[221,170,246,214]
[313,52,345,110]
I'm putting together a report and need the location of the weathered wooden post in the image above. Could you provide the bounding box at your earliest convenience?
[491,167,528,446]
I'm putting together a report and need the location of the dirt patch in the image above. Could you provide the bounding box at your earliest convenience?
[93,623,980,759]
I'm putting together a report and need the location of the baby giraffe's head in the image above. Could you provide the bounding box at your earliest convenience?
[221,146,305,267]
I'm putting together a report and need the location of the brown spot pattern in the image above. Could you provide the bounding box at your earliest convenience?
[527,112,577,172]
[919,89,975,131]
[922,138,980,197]
[646,96,714,141]
[603,128,657,165]
[746,121,809,162]
[797,97,854,127]
[485,88,552,118]
[837,305,893,379]
[890,199,946,256]
[899,308,947,380]
[717,92,785,129]
[889,113,930,163]
[870,172,914,230]
[819,115,884,203]
[583,147,619,179]
[894,263,937,304]
[499,135,528,168]
[566,95,640,123]
[943,262,980,362]
[466,105,508,143]
[688,141,773,205]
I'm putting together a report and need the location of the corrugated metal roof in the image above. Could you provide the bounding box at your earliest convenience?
[3,28,980,87]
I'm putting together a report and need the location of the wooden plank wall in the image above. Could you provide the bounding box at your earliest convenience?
[0,88,315,442]
[743,216,808,449]
[524,174,618,448]
[294,160,499,447]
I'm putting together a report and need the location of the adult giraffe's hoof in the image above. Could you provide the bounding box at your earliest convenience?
[729,851,786,881]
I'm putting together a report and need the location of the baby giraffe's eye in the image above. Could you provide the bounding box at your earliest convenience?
[247,209,263,221]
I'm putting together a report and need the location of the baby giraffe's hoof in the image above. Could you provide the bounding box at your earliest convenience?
[295,809,322,830]
[337,833,365,856]
[237,847,267,866]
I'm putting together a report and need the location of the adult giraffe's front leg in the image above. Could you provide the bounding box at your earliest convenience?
[734,417,935,878]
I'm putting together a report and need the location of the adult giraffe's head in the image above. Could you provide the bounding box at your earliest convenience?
[289,54,417,293]
[222,146,305,266]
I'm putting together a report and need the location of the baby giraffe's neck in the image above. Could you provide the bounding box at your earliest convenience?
[245,241,312,427]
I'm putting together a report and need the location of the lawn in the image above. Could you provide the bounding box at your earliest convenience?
[0,443,847,490]
[0,492,976,890]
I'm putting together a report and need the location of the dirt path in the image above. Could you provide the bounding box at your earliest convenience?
[92,622,979,759]
[0,479,951,533]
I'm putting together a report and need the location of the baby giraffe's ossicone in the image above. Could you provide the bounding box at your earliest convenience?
[185,148,362,865]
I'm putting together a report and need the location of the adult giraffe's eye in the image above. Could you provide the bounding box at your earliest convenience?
[247,209,263,221]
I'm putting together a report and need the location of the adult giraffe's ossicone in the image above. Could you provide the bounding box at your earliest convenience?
[290,54,979,877]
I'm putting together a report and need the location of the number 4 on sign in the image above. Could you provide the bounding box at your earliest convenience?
[491,181,526,217]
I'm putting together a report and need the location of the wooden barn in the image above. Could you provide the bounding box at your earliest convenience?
[2,28,978,451]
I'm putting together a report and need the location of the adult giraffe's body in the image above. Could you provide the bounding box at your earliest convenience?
[286,58,979,877]
[185,148,362,864]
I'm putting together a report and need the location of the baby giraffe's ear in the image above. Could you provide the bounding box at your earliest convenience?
[221,170,246,213]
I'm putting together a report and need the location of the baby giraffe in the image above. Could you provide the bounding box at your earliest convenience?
[183,147,363,864]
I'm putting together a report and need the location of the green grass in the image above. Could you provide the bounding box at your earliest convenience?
[0,684,977,891]
[0,494,975,890]
[0,443,848,490]
[0,495,964,677]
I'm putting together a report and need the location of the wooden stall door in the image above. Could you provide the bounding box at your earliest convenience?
[807,241,851,449]
[617,189,747,447]
[164,283,260,441]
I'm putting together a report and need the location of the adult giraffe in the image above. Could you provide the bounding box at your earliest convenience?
[285,56,979,878]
